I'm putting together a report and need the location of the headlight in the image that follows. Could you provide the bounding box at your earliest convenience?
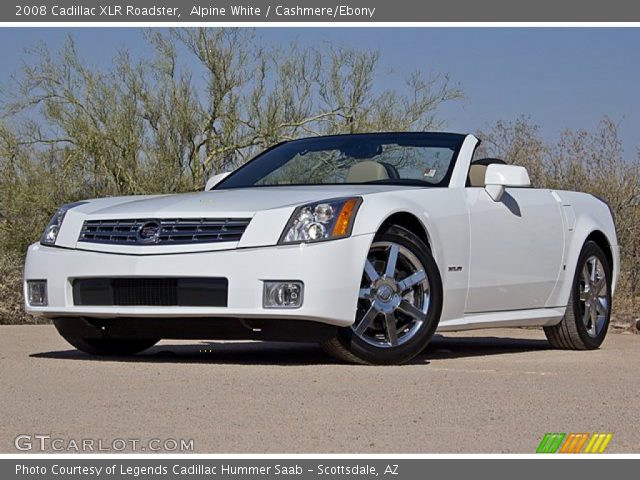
[40,201,88,246]
[279,197,362,245]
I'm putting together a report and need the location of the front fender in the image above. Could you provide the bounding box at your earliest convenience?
[351,189,470,322]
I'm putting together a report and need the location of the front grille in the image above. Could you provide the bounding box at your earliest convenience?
[78,218,251,245]
[72,277,228,307]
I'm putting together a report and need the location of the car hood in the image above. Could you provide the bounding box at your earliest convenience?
[57,185,415,254]
[77,185,412,217]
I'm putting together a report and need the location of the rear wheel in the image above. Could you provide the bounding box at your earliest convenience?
[544,241,612,350]
[322,226,442,365]
[61,337,159,356]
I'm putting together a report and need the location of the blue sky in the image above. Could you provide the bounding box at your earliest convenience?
[0,28,638,158]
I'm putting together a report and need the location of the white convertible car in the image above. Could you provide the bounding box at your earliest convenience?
[24,133,618,364]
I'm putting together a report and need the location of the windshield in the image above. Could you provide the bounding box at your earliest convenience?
[215,133,466,189]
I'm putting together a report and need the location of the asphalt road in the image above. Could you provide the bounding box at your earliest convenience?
[1,325,639,453]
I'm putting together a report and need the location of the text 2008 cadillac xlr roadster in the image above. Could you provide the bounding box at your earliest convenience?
[24,133,619,364]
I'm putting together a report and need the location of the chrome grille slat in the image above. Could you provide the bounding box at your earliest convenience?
[157,230,244,236]
[78,217,251,245]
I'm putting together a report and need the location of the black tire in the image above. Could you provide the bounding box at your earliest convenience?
[321,225,443,365]
[544,241,612,350]
[62,337,159,356]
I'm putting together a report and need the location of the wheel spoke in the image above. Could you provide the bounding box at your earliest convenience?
[582,304,592,328]
[364,259,379,282]
[359,288,372,300]
[590,303,598,330]
[596,297,608,316]
[582,264,591,285]
[595,315,606,335]
[385,244,399,278]
[384,313,399,346]
[397,270,427,292]
[398,299,425,321]
[354,305,378,335]
[579,289,589,302]
[422,292,431,312]
[589,258,597,283]
[594,276,606,295]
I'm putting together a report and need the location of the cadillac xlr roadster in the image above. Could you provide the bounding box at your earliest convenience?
[24,133,619,364]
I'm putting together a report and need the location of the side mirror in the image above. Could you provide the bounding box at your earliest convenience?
[204,172,231,191]
[484,164,530,202]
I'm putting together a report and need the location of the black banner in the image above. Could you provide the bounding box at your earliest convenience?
[4,459,640,480]
[4,0,640,22]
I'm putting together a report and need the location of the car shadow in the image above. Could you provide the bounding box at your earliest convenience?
[424,334,551,360]
[30,333,552,366]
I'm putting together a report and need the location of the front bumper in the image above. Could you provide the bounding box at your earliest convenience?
[24,234,374,328]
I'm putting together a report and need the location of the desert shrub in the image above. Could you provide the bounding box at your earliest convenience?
[0,250,35,324]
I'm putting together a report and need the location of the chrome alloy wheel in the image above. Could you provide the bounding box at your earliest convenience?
[353,241,430,348]
[579,255,609,338]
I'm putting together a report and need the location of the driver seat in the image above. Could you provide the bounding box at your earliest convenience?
[346,161,398,183]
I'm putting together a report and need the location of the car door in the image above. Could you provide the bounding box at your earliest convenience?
[464,187,564,313]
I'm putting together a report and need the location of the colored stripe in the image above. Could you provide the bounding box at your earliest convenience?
[560,434,576,453]
[597,434,613,453]
[548,433,566,453]
[567,434,585,453]
[573,433,589,453]
[536,433,554,453]
[584,434,598,453]
[591,434,606,453]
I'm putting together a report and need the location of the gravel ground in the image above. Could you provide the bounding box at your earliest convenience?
[1,325,638,453]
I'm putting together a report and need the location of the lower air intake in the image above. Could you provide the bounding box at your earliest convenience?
[72,277,228,307]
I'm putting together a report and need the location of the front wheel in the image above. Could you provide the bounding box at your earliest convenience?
[544,241,612,350]
[322,226,442,365]
[61,337,159,356]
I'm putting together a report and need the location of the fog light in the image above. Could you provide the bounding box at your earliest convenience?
[263,281,304,309]
[27,280,48,306]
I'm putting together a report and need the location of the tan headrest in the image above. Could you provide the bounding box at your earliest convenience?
[468,164,488,187]
[346,161,390,183]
